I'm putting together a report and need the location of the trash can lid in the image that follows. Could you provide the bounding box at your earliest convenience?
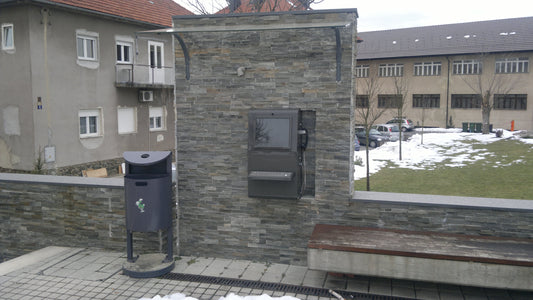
[123,151,171,166]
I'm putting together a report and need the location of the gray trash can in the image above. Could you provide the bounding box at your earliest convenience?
[124,151,172,232]
[123,151,174,278]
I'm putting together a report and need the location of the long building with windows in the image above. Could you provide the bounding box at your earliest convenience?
[356,16,533,132]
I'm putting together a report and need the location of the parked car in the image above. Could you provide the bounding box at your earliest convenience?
[372,124,400,141]
[386,118,414,132]
[354,135,360,151]
[355,127,389,148]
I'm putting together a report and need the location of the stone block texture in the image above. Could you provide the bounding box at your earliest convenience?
[0,176,177,262]
[173,11,357,264]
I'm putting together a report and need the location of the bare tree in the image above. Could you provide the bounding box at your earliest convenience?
[179,0,222,14]
[458,54,514,134]
[417,94,434,145]
[178,0,321,14]
[355,69,386,191]
[391,76,409,160]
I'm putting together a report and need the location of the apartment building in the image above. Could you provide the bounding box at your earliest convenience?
[0,0,191,173]
[356,17,533,131]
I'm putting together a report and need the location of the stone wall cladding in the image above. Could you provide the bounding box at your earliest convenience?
[55,157,125,176]
[173,11,357,264]
[1,157,125,177]
[345,200,533,239]
[1,174,531,264]
[2,152,175,177]
[0,175,176,262]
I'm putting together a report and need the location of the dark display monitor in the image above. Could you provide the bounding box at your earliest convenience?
[248,109,302,199]
[254,118,291,149]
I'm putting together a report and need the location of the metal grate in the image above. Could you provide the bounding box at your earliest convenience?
[159,273,414,299]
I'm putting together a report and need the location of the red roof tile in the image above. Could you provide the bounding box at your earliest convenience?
[47,0,192,27]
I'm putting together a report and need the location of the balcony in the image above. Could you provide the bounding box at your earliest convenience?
[115,64,174,89]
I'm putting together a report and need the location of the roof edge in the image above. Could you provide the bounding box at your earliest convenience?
[172,8,358,20]
[357,49,533,61]
[5,0,168,29]
[359,15,533,34]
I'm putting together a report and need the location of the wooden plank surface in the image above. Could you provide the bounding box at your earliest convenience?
[83,168,108,178]
[308,224,533,266]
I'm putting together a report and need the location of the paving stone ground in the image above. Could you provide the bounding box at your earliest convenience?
[0,247,531,300]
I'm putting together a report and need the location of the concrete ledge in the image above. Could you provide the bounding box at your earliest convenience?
[0,172,123,188]
[353,191,533,211]
[307,248,533,291]
[307,225,533,291]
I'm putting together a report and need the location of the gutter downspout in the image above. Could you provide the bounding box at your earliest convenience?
[42,8,53,160]
[171,32,179,258]
[171,32,190,257]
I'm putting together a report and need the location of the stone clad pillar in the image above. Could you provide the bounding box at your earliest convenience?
[173,9,358,264]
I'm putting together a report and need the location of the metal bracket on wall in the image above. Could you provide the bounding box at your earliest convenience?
[174,34,190,80]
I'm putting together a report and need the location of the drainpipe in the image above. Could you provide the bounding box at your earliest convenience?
[42,8,53,153]
[171,32,180,257]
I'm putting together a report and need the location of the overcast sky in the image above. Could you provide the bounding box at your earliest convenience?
[311,0,533,32]
[176,1,533,32]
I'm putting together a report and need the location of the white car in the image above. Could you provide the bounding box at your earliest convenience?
[386,118,414,132]
[372,124,400,141]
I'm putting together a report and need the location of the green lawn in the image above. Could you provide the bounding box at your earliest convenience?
[354,139,533,200]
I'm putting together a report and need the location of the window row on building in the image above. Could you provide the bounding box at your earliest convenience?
[76,29,162,65]
[356,94,527,110]
[66,27,163,72]
[1,23,163,67]
[355,57,530,78]
[78,106,166,138]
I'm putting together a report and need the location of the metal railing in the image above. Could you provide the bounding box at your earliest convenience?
[115,64,174,86]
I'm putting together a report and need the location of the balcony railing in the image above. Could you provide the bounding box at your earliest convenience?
[115,64,174,88]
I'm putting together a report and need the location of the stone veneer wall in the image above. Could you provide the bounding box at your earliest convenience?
[1,173,531,264]
[173,10,358,264]
[0,173,175,262]
[1,157,125,177]
[348,192,533,239]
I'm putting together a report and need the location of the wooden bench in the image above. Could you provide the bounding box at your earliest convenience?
[307,224,533,291]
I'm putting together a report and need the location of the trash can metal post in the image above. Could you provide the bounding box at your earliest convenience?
[122,151,174,278]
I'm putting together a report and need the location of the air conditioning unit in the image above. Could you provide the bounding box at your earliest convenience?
[139,90,153,102]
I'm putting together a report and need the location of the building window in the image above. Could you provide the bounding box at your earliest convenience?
[79,109,102,137]
[413,94,440,108]
[379,63,403,77]
[453,60,482,75]
[495,57,529,74]
[1,23,14,50]
[378,94,403,108]
[149,106,165,131]
[493,94,527,110]
[77,35,97,60]
[117,107,137,134]
[355,95,369,108]
[116,41,132,63]
[414,62,441,76]
[451,94,482,109]
[355,65,369,78]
